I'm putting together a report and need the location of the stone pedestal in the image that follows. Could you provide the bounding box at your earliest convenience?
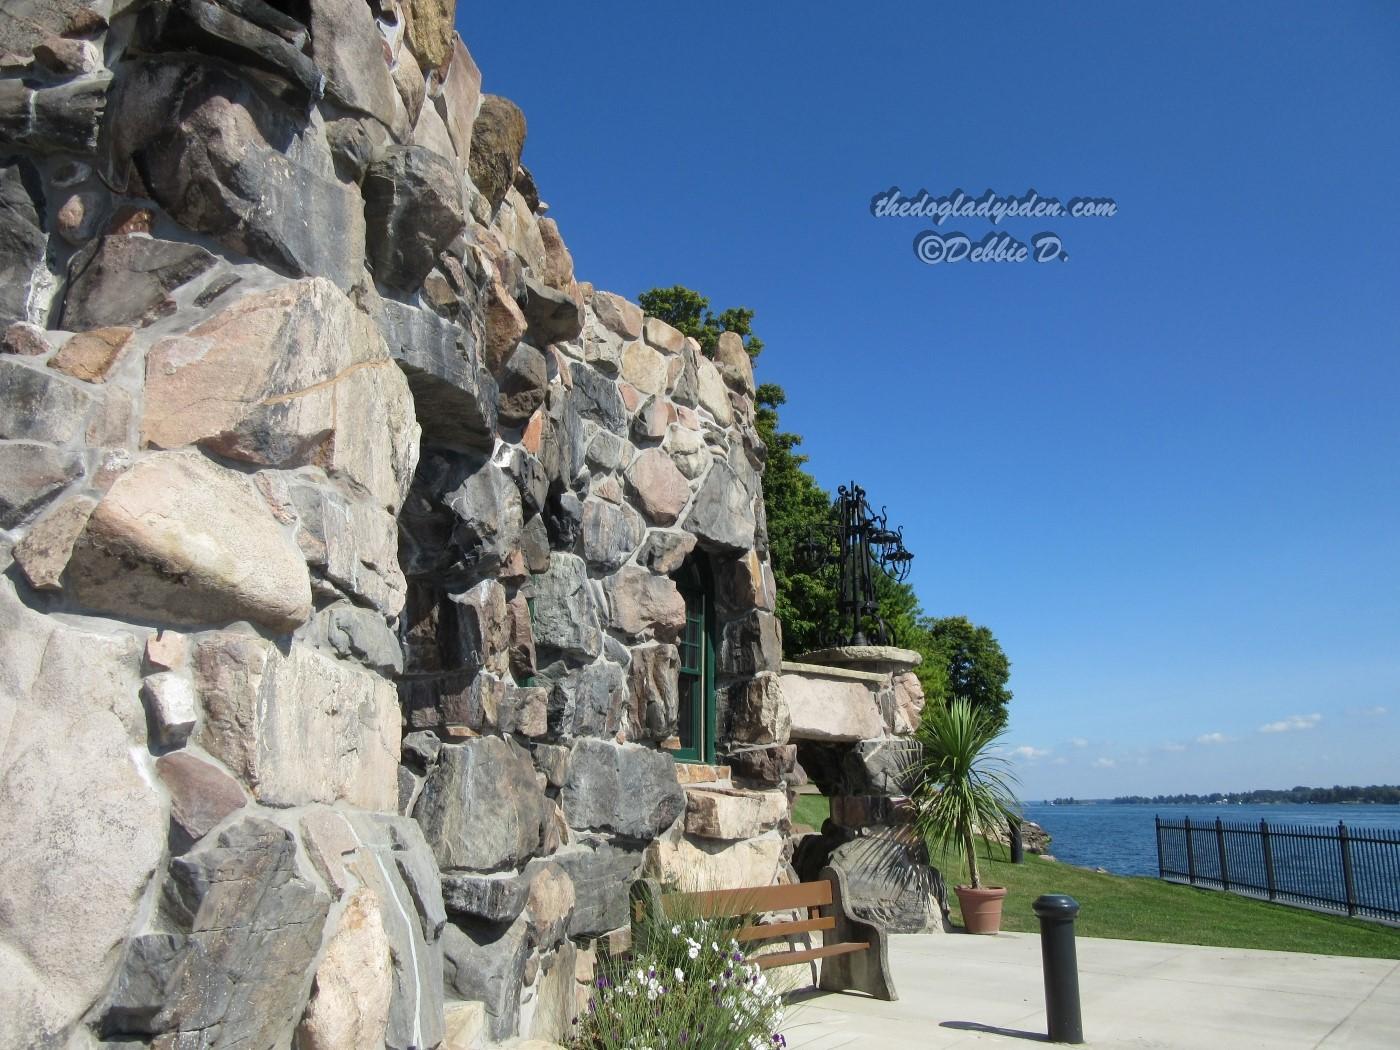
[783,645,947,930]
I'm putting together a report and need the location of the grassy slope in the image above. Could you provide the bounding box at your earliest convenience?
[789,794,1400,959]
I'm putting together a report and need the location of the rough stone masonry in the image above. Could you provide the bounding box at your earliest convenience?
[0,0,812,1045]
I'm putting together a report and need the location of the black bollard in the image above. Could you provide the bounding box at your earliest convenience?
[1032,894,1084,1044]
[1009,818,1024,864]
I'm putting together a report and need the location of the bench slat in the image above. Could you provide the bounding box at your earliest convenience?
[660,880,833,919]
[736,915,836,942]
[752,941,869,970]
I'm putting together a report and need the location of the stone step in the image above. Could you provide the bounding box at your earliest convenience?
[673,761,731,787]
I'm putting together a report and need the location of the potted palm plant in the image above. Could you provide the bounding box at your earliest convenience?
[911,698,1021,934]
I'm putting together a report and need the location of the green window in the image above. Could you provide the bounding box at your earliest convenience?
[674,558,717,764]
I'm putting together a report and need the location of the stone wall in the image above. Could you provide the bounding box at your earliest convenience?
[0,1,793,1046]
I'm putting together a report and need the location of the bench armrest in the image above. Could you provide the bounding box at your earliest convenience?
[816,864,898,1001]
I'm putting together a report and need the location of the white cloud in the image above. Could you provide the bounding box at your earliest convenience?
[1092,757,1117,768]
[1067,737,1089,749]
[1196,732,1229,745]
[1011,745,1050,761]
[1365,705,1388,717]
[1259,713,1321,734]
[1161,742,1187,752]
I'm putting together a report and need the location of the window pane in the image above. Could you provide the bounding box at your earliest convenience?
[677,671,697,751]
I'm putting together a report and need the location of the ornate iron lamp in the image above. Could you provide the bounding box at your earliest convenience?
[797,482,914,646]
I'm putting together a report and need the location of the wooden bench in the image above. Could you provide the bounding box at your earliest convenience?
[629,864,897,1001]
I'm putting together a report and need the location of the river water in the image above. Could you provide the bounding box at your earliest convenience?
[1021,801,1400,878]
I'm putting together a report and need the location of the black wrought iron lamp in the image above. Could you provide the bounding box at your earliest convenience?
[797,481,914,646]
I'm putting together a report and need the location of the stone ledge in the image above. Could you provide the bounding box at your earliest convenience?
[780,660,887,684]
[798,645,923,670]
[683,786,787,840]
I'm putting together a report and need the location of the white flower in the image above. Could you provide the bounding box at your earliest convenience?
[671,924,682,935]
[674,967,685,983]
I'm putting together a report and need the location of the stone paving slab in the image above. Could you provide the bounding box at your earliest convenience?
[781,932,1400,1049]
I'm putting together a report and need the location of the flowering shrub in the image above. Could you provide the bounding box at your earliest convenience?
[571,915,788,1050]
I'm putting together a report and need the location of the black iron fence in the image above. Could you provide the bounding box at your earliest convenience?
[1156,815,1400,923]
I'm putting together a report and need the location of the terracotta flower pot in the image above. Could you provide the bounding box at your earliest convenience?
[955,884,1008,934]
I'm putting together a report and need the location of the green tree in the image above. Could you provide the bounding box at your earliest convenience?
[754,382,840,654]
[920,616,1013,725]
[636,285,763,359]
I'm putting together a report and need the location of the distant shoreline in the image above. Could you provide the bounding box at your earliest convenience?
[1036,799,1400,806]
[1041,787,1400,806]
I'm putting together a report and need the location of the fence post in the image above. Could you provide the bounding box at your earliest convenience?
[1260,819,1276,901]
[1155,816,1163,878]
[1339,822,1358,917]
[1215,818,1230,892]
[1184,815,1196,885]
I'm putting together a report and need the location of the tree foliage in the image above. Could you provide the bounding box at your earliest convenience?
[1109,785,1400,805]
[636,285,764,359]
[919,616,1013,726]
[754,382,840,654]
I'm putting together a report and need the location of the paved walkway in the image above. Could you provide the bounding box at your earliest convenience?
[782,933,1400,1049]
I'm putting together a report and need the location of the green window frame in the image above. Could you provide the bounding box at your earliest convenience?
[674,558,717,764]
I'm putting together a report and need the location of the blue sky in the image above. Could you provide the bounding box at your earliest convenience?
[460,2,1400,799]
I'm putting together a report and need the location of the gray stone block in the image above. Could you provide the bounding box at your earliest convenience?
[100,818,332,1045]
[561,739,684,841]
[417,736,544,872]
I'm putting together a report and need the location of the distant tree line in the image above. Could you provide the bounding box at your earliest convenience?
[1107,785,1400,805]
[637,286,1014,726]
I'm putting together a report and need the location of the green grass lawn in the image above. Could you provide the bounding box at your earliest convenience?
[789,793,1400,959]
[792,792,832,831]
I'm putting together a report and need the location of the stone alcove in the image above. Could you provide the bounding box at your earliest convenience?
[782,645,949,933]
